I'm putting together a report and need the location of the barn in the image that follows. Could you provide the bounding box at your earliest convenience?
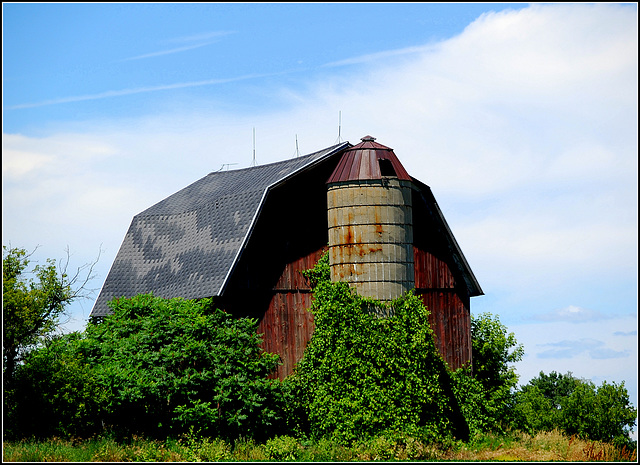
[90,136,483,379]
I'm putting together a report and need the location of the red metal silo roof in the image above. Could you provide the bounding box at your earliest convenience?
[327,135,412,183]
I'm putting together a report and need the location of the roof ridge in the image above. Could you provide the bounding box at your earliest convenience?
[205,142,348,177]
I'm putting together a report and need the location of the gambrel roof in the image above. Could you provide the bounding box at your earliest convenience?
[91,139,483,318]
[90,142,351,317]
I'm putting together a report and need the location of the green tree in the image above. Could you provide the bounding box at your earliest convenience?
[470,312,524,394]
[512,371,581,434]
[2,246,97,382]
[514,371,637,448]
[527,370,581,407]
[451,312,524,436]
[288,253,467,444]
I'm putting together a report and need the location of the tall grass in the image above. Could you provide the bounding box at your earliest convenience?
[455,430,637,462]
[3,430,637,462]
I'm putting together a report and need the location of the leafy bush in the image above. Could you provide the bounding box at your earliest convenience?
[81,294,287,440]
[514,371,637,449]
[451,368,499,435]
[287,253,467,444]
[264,435,302,461]
[181,433,233,462]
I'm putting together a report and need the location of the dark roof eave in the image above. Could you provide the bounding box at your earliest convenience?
[411,177,484,297]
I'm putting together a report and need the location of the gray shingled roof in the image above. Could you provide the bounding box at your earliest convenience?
[90,142,350,317]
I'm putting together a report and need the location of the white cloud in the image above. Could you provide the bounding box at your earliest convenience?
[532,305,612,323]
[2,133,114,179]
[2,148,54,178]
[437,4,637,102]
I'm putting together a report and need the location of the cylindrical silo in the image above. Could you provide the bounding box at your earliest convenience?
[327,136,415,305]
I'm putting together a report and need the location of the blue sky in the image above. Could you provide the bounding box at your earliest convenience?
[3,2,638,430]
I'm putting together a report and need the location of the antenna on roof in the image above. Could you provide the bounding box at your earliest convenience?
[295,134,300,158]
[335,111,343,143]
[252,127,257,166]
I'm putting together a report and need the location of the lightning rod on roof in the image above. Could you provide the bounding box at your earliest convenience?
[295,134,300,158]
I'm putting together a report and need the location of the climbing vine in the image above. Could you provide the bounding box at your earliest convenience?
[286,253,468,444]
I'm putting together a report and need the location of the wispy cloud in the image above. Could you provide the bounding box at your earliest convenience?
[122,42,216,61]
[531,305,612,323]
[614,330,638,337]
[537,338,629,360]
[164,31,235,44]
[322,44,438,68]
[122,31,236,61]
[5,72,282,110]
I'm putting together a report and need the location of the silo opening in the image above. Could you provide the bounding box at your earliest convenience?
[379,158,397,177]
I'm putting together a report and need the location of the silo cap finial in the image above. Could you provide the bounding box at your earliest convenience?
[361,135,376,142]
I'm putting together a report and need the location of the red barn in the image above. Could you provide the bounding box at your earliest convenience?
[91,136,483,379]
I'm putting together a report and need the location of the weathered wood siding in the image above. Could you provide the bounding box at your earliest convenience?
[257,250,325,379]
[256,244,472,379]
[414,244,472,370]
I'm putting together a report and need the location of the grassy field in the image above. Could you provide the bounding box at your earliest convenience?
[3,430,637,462]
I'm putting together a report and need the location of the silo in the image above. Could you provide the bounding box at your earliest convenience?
[327,136,415,305]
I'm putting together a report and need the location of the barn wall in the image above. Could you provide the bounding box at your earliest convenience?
[258,244,472,378]
[414,245,472,370]
[257,249,325,379]
[258,244,473,378]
